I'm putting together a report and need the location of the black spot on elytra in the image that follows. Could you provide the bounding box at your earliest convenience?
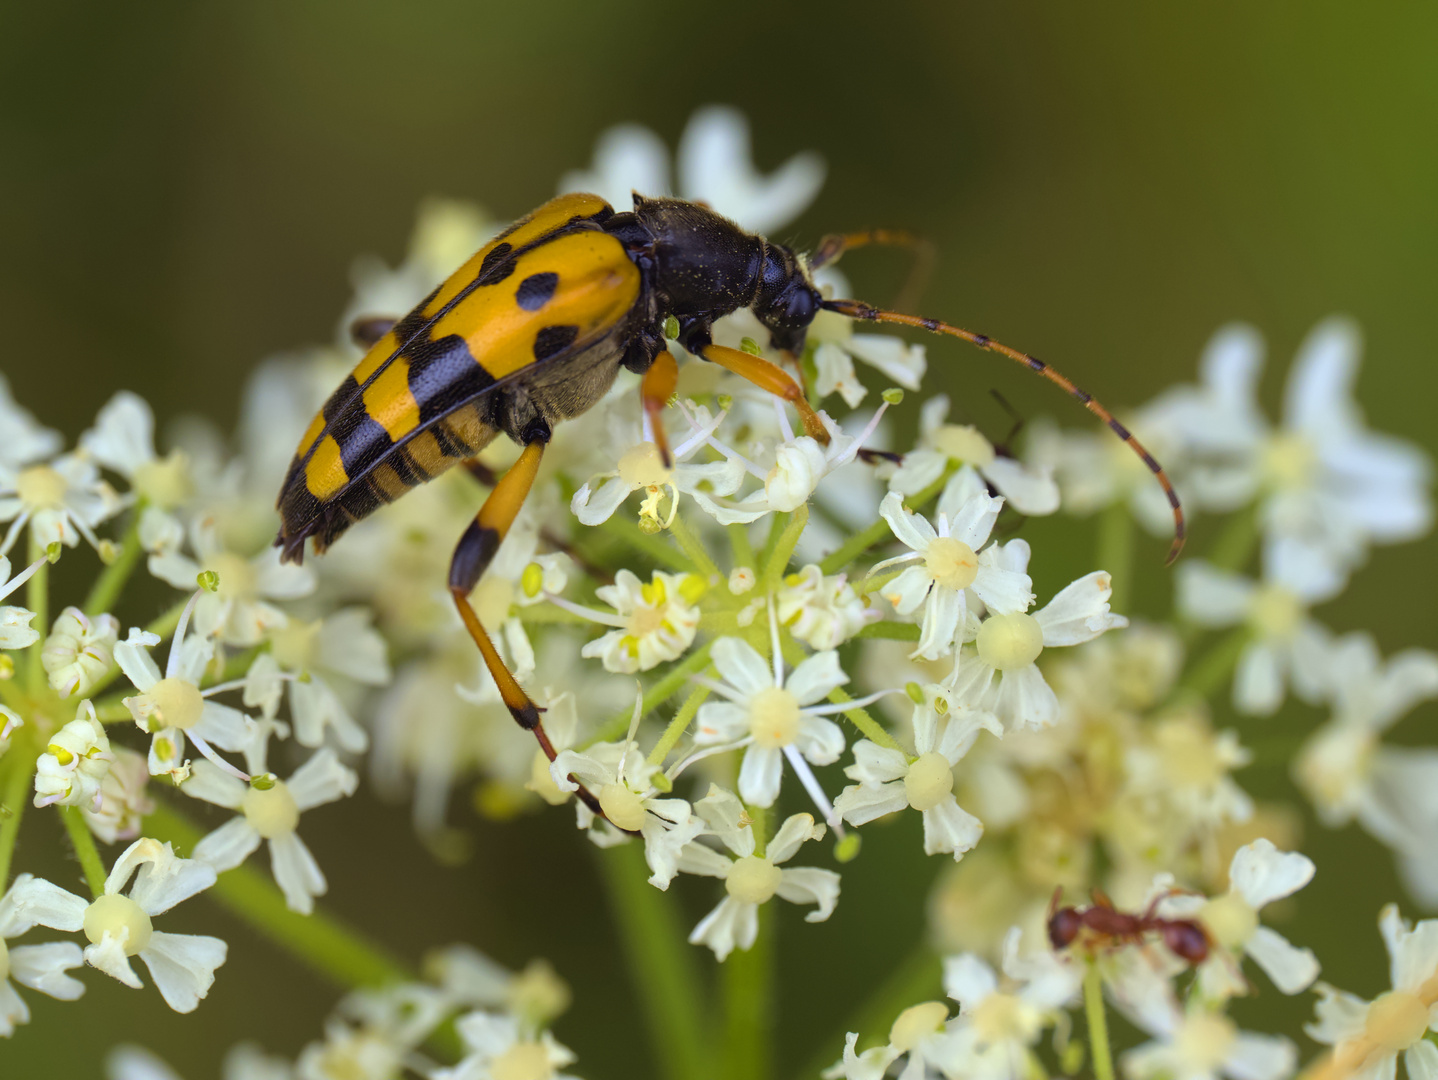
[477,243,515,284]
[515,272,559,311]
[533,324,579,361]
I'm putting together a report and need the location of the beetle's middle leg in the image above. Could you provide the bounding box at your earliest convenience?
[448,440,605,818]
[699,342,830,445]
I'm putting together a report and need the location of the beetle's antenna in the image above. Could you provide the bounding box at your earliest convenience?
[822,297,1185,564]
[809,229,937,312]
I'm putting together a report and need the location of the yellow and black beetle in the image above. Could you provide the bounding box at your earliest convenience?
[275,191,1183,812]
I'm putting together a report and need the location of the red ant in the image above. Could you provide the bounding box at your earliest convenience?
[1047,887,1210,965]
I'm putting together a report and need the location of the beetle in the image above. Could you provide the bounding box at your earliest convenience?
[1047,887,1210,965]
[273,191,1184,812]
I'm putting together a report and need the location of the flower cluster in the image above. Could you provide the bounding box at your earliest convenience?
[0,106,1431,1080]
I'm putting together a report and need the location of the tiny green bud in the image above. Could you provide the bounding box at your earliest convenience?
[97,539,118,565]
[197,569,219,593]
[638,516,662,536]
[663,315,681,340]
[834,832,862,864]
[1059,1038,1085,1076]
[739,337,763,357]
[905,681,925,705]
[45,542,62,564]
[882,387,905,405]
[716,393,734,412]
[298,671,313,684]
[521,562,545,599]
[649,772,673,794]
[250,772,278,791]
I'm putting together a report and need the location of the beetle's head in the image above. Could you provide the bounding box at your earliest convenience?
[753,242,822,354]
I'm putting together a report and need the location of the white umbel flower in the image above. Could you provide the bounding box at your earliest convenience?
[834,686,995,859]
[1123,1002,1296,1080]
[571,569,704,674]
[42,606,119,697]
[432,1010,579,1080]
[0,451,122,558]
[8,838,227,1012]
[33,699,113,809]
[0,874,86,1038]
[776,564,874,651]
[185,746,358,915]
[1161,839,1320,999]
[678,786,839,961]
[948,543,1128,731]
[829,1002,958,1080]
[875,488,1032,661]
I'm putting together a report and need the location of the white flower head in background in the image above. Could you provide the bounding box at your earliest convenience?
[1123,1000,1296,1080]
[432,1009,579,1080]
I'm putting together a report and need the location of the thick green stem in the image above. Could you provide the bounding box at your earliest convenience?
[596,840,710,1080]
[669,511,721,583]
[60,805,107,897]
[145,801,410,989]
[727,522,755,571]
[26,537,48,692]
[818,471,951,576]
[583,644,714,748]
[1172,626,1251,705]
[855,621,920,642]
[721,899,774,1080]
[0,748,35,887]
[760,506,809,589]
[648,682,711,767]
[1084,964,1116,1080]
[83,501,147,616]
[1096,500,1134,615]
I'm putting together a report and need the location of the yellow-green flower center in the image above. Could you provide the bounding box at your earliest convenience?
[1174,1012,1236,1071]
[976,612,1045,671]
[15,465,66,510]
[1200,891,1259,948]
[904,751,955,812]
[932,424,996,467]
[1261,432,1317,490]
[598,782,647,832]
[749,687,801,749]
[725,855,782,904]
[889,1001,949,1052]
[1247,584,1303,640]
[132,451,193,510]
[924,537,978,591]
[243,779,300,839]
[617,443,672,488]
[972,993,1039,1044]
[270,618,322,671]
[83,893,153,955]
[1365,990,1431,1051]
[490,1040,553,1080]
[147,677,205,731]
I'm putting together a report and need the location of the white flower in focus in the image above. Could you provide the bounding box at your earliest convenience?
[42,606,119,697]
[1123,1002,1296,1080]
[573,569,704,674]
[875,488,1032,661]
[692,636,853,809]
[834,687,994,859]
[149,516,314,647]
[949,545,1128,731]
[83,747,155,845]
[678,787,839,961]
[560,104,825,234]
[185,740,357,915]
[0,451,122,558]
[432,1010,579,1080]
[1305,905,1438,1080]
[0,554,44,650]
[9,838,226,1012]
[117,606,256,780]
[776,564,874,651]
[887,395,1059,516]
[549,736,703,889]
[1161,839,1320,999]
[33,699,113,809]
[0,373,61,469]
[1176,539,1340,716]
[0,874,86,1037]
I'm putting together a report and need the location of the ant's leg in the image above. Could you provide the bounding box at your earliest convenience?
[640,349,679,467]
[349,316,398,350]
[699,343,830,445]
[447,441,605,819]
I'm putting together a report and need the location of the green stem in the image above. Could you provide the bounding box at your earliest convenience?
[761,505,809,589]
[145,801,410,989]
[721,897,774,1080]
[598,514,690,571]
[648,682,711,767]
[669,511,721,583]
[727,522,755,571]
[1207,504,1258,573]
[1096,500,1134,615]
[595,840,710,1080]
[26,537,48,692]
[1172,627,1251,704]
[583,643,714,748]
[855,621,920,641]
[818,470,951,576]
[83,501,147,615]
[796,943,941,1080]
[1084,964,1116,1080]
[0,748,35,887]
[60,805,107,897]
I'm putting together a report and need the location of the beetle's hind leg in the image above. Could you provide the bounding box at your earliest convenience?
[448,440,606,819]
[699,343,831,446]
[640,349,679,467]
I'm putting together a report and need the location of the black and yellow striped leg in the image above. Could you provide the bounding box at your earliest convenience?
[700,343,831,446]
[350,316,398,350]
[447,442,605,818]
[640,349,679,467]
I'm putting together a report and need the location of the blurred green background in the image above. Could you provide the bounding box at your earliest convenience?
[3,1,1436,1076]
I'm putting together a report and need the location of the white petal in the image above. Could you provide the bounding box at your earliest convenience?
[6,874,87,933]
[1245,926,1320,994]
[775,866,841,921]
[845,740,909,785]
[677,104,824,233]
[106,1046,184,1080]
[689,896,756,962]
[269,832,327,915]
[8,941,86,1000]
[559,124,669,208]
[85,932,144,988]
[942,953,997,1010]
[795,716,845,766]
[786,650,848,705]
[1230,839,1316,909]
[833,781,908,827]
[1176,561,1254,626]
[945,490,1003,551]
[1283,316,1361,434]
[1233,642,1284,716]
[969,561,1034,619]
[1035,571,1125,645]
[114,631,162,692]
[193,701,254,752]
[711,636,775,696]
[1405,1041,1438,1080]
[192,817,263,872]
[992,665,1058,731]
[693,700,751,743]
[124,842,217,916]
[139,931,227,1013]
[914,583,962,661]
[881,564,935,618]
[178,759,246,810]
[982,456,1060,515]
[768,813,821,864]
[922,797,984,858]
[287,747,359,811]
[0,978,29,1037]
[844,333,926,390]
[737,744,784,808]
[675,841,735,880]
[572,474,634,526]
[1223,1032,1296,1080]
[880,491,937,553]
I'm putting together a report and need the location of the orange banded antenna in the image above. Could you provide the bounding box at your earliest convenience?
[822,297,1186,564]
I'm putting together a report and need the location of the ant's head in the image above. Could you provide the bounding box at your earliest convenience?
[1047,906,1084,951]
[1162,920,1210,964]
[753,242,822,354]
